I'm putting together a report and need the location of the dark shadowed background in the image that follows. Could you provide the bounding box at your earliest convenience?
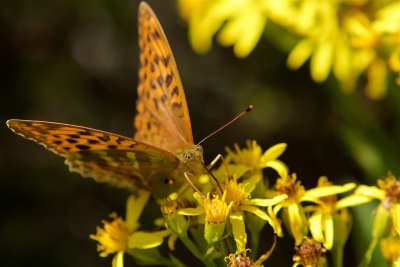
[1,0,400,266]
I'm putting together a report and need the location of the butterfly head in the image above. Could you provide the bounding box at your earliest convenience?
[178,145,204,175]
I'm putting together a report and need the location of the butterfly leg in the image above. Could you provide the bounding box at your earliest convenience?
[184,172,205,198]
[207,154,223,169]
[207,154,231,178]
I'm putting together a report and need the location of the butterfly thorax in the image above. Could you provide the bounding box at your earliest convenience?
[176,145,204,176]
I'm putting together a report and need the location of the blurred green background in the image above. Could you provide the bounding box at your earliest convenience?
[1,0,400,266]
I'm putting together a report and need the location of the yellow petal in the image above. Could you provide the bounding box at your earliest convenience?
[355,185,385,200]
[126,191,150,231]
[335,195,373,209]
[112,252,124,267]
[246,194,288,207]
[261,143,287,162]
[178,206,205,216]
[333,33,352,82]
[288,203,308,245]
[366,58,387,100]
[168,234,177,251]
[310,40,334,82]
[242,205,273,224]
[287,39,313,69]
[309,212,324,243]
[303,183,356,200]
[323,215,334,250]
[230,212,247,251]
[265,160,288,178]
[128,231,165,249]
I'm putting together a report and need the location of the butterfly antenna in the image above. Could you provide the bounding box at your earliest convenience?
[197,105,254,146]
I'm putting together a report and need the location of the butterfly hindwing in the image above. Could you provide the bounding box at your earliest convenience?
[7,119,180,194]
[135,2,194,153]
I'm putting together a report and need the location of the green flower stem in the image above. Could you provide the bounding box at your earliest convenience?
[249,230,260,260]
[358,238,378,267]
[179,233,218,267]
[331,245,344,267]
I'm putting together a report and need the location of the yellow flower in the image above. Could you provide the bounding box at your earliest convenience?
[180,174,287,250]
[354,173,400,266]
[355,173,400,235]
[91,191,169,267]
[273,174,360,246]
[91,213,130,258]
[226,140,288,178]
[273,173,308,245]
[304,176,367,250]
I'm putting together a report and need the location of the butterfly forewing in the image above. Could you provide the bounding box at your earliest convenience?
[67,149,180,195]
[7,119,180,194]
[135,2,194,153]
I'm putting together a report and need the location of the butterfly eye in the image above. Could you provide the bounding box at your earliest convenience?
[183,153,192,162]
[164,178,175,185]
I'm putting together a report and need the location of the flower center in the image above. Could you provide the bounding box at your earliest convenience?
[378,174,400,210]
[90,213,130,257]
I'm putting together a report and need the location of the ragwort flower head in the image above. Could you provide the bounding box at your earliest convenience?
[226,140,288,177]
[293,238,327,267]
[225,249,262,267]
[356,173,400,235]
[91,213,131,257]
[91,191,169,267]
[304,176,363,250]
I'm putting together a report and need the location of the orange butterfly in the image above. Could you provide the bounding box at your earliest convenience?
[7,2,204,198]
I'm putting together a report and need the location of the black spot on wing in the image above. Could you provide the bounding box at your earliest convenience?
[171,86,179,97]
[76,144,90,150]
[162,55,170,67]
[154,54,159,64]
[153,97,159,110]
[157,75,163,87]
[152,30,161,40]
[150,79,156,89]
[165,74,172,87]
[66,138,78,144]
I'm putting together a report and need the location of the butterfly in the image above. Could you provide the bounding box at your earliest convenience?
[7,2,205,198]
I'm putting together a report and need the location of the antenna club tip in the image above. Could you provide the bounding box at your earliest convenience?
[246,104,254,112]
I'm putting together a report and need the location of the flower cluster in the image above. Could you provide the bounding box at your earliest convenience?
[177,0,400,99]
[90,141,400,266]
